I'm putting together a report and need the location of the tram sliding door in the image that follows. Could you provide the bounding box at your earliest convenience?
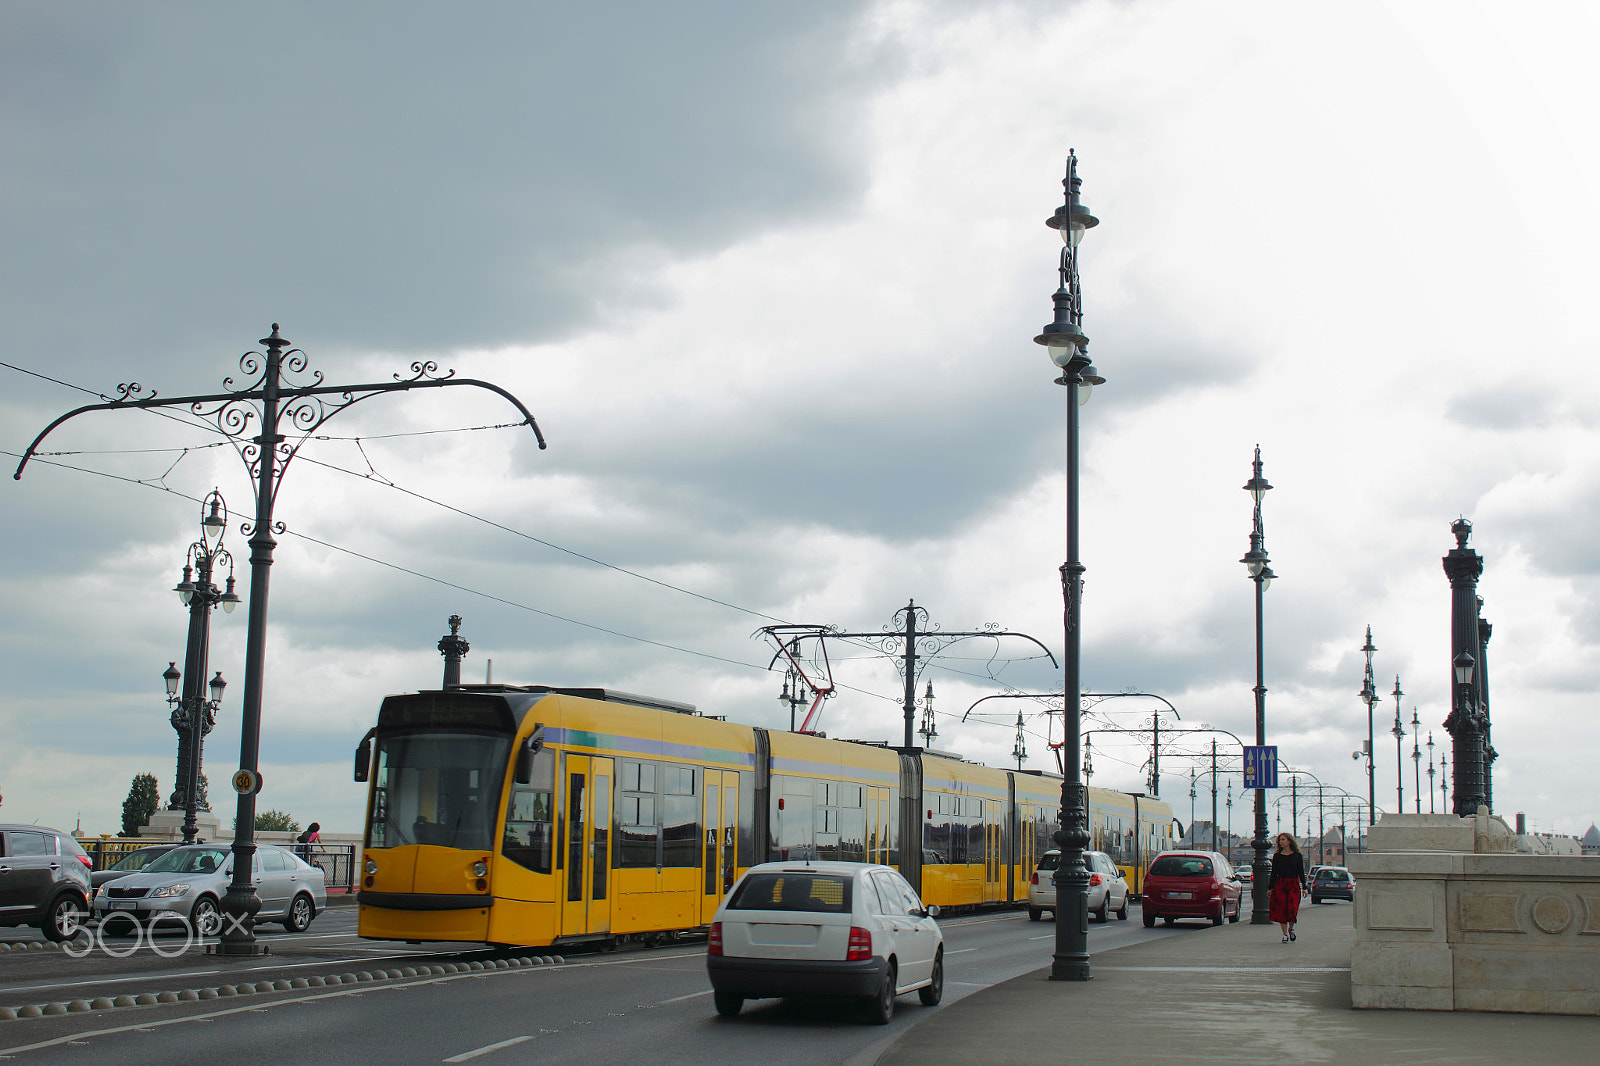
[561,754,614,937]
[702,770,738,922]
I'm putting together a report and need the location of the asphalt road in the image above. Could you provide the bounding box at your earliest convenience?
[1,905,1187,1063]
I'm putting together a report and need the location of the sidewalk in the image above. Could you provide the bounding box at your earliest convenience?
[877,903,1597,1066]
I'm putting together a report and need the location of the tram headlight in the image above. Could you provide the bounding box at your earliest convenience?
[472,860,488,877]
[364,858,378,875]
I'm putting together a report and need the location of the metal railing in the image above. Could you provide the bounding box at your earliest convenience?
[84,838,356,892]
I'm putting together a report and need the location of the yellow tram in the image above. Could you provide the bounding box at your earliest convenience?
[355,685,1173,948]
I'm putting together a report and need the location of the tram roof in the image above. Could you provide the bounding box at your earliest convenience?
[439,685,700,718]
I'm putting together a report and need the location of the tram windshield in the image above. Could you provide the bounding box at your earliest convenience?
[368,732,510,852]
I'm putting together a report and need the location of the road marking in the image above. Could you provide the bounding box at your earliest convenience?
[444,1036,533,1062]
[1027,935,1051,940]
[945,948,977,954]
[1097,966,1349,973]
[656,989,712,1004]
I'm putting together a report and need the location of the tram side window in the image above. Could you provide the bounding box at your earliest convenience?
[923,792,949,864]
[737,771,755,868]
[771,776,816,860]
[503,747,556,874]
[662,764,699,868]
[616,760,659,868]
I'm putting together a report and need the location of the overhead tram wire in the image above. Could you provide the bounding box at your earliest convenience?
[4,358,1058,703]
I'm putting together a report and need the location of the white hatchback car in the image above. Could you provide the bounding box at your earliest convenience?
[706,861,943,1024]
[1027,850,1130,923]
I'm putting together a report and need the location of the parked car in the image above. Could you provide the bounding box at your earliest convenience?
[1140,850,1243,928]
[1234,865,1254,884]
[1310,866,1355,904]
[90,845,180,889]
[706,861,943,1024]
[1028,850,1130,923]
[94,844,326,934]
[0,824,93,941]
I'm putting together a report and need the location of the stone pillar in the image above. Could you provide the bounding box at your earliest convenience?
[438,614,469,689]
[1442,519,1484,816]
[1478,615,1494,814]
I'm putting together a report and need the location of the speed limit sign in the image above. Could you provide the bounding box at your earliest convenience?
[232,768,262,795]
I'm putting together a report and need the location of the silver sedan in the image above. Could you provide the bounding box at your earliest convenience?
[94,844,326,935]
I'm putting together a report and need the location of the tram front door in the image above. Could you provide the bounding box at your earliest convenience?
[561,755,613,937]
[701,770,738,922]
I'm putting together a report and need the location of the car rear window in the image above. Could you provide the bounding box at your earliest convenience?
[1035,853,1060,872]
[1317,870,1349,882]
[728,873,853,913]
[1149,855,1213,878]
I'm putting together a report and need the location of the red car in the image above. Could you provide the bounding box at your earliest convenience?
[1140,850,1243,927]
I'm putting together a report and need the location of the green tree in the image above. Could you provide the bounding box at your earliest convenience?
[254,809,300,834]
[120,773,160,837]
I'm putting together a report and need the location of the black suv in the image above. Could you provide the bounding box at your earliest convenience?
[1309,866,1355,904]
[0,825,93,940]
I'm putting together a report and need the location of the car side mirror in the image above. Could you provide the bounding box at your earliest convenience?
[924,904,941,919]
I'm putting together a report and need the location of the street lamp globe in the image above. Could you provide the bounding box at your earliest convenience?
[209,670,227,705]
[163,662,181,699]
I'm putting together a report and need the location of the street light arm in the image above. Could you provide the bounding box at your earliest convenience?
[14,374,546,482]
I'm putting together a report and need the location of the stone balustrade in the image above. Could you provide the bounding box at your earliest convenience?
[1348,811,1600,1015]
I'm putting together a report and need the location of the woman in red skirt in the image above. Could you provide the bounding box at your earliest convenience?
[1267,832,1307,942]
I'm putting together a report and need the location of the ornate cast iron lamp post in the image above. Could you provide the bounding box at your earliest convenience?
[16,324,545,954]
[163,490,239,844]
[1240,447,1274,923]
[1359,628,1379,831]
[1036,150,1101,980]
[1390,676,1406,813]
[1410,709,1422,813]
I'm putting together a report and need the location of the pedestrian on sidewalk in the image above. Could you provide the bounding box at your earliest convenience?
[1267,832,1307,942]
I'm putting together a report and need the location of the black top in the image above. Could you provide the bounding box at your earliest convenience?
[1267,849,1307,890]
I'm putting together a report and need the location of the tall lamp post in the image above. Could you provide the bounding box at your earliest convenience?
[1390,676,1406,814]
[1360,628,1379,833]
[163,490,240,845]
[15,325,545,955]
[1035,150,1101,981]
[1240,446,1274,924]
[1426,732,1437,813]
[1410,709,1422,813]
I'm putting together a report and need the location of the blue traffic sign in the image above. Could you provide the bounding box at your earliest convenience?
[1242,746,1278,789]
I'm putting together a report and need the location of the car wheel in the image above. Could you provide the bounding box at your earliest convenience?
[1093,895,1108,923]
[42,894,86,942]
[1228,901,1241,924]
[1143,910,1156,928]
[1211,904,1225,927]
[1162,916,1175,926]
[713,992,743,1017]
[1311,895,1321,905]
[866,963,896,1025]
[191,897,222,937]
[918,951,943,1006]
[1027,907,1042,922]
[1117,895,1129,920]
[284,894,315,933]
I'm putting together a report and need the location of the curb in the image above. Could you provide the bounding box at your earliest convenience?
[0,954,565,1023]
[0,943,64,953]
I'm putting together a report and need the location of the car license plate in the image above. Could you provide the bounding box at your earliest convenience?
[108,900,139,910]
[1168,891,1192,900]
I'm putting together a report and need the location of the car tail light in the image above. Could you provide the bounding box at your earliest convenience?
[1030,872,1039,886]
[1089,874,1102,887]
[76,855,93,869]
[846,926,873,962]
[707,922,723,957]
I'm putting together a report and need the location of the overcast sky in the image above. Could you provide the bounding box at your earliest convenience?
[4,0,1598,842]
